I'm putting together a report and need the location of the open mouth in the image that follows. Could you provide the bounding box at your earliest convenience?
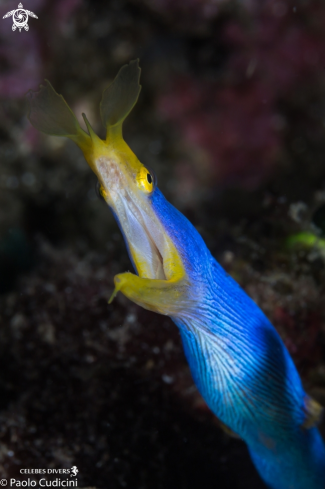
[113,189,167,281]
[97,158,170,281]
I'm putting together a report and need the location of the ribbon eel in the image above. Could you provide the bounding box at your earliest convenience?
[27,60,325,489]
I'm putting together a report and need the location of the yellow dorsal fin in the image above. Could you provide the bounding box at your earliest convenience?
[27,61,141,155]
[100,59,141,142]
[302,395,323,429]
[26,80,91,154]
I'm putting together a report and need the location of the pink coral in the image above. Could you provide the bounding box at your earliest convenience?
[159,78,280,187]
[158,0,325,188]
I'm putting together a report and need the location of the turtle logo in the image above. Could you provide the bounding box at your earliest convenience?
[2,3,38,32]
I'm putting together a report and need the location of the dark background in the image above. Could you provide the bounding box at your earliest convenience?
[0,0,325,487]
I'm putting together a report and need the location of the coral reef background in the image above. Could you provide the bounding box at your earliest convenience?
[0,0,325,487]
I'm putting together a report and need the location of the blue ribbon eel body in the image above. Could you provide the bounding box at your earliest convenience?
[27,60,325,489]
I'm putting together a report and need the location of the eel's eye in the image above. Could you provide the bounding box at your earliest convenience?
[136,166,157,194]
[96,181,107,201]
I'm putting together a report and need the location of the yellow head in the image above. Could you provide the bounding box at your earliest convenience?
[27,61,189,316]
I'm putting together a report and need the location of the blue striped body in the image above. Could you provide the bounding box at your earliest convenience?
[27,57,324,487]
[147,188,325,489]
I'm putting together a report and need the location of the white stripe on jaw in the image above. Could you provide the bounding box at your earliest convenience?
[96,156,165,280]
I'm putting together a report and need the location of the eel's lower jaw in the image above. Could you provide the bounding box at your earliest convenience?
[108,271,189,316]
